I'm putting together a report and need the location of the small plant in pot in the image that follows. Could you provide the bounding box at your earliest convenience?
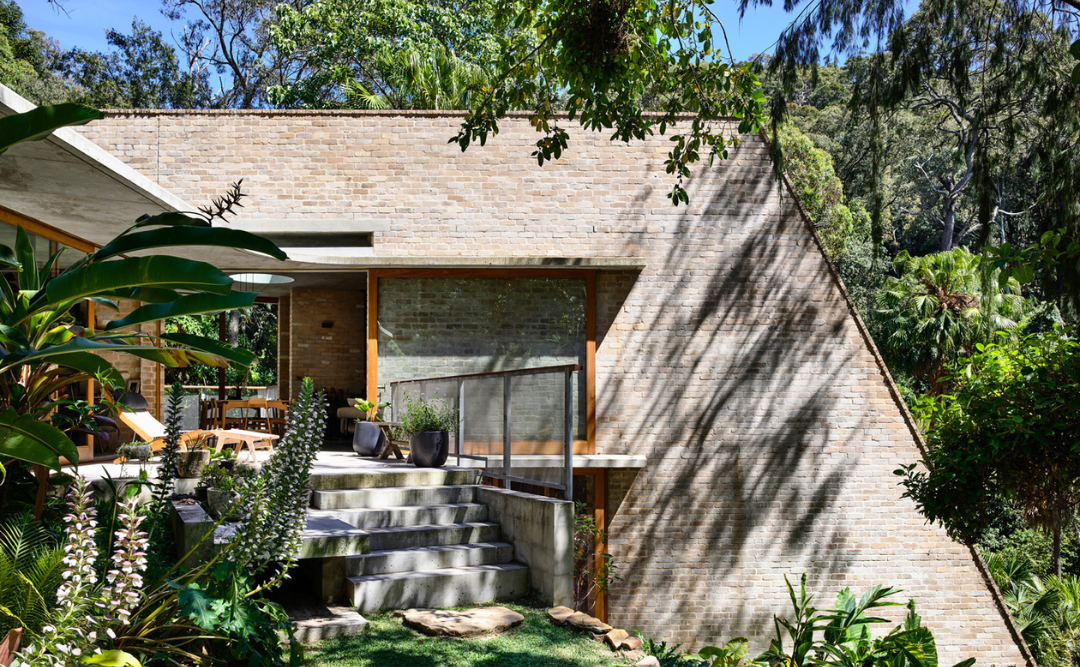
[175,433,213,479]
[201,462,257,520]
[400,395,457,468]
[209,446,237,470]
[351,398,390,456]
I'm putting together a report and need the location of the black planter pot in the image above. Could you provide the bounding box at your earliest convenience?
[353,421,387,457]
[194,486,208,503]
[409,431,449,468]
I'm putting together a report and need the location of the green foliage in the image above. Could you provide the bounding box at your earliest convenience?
[875,247,1029,391]
[573,502,618,612]
[899,330,1080,556]
[164,303,279,389]
[199,462,257,492]
[399,394,457,434]
[777,124,869,261]
[351,398,389,422]
[698,638,750,667]
[988,552,1080,667]
[453,0,765,205]
[749,575,972,667]
[270,0,501,108]
[0,512,64,637]
[640,636,694,667]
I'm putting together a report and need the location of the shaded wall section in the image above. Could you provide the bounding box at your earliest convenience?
[288,287,366,400]
[78,111,1027,665]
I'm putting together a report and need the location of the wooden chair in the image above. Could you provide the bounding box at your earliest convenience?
[246,397,270,432]
[217,400,249,430]
[266,400,288,436]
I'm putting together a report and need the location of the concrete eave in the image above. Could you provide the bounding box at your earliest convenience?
[0,85,192,245]
[269,256,647,270]
[479,454,648,470]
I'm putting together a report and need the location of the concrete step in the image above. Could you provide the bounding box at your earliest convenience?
[346,542,515,577]
[365,522,501,551]
[309,503,489,530]
[296,515,369,559]
[308,468,480,492]
[346,564,530,614]
[311,485,477,510]
[290,605,370,642]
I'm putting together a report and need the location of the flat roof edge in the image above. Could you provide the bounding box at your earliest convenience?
[270,256,647,270]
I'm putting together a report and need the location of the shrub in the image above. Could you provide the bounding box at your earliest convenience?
[399,394,457,434]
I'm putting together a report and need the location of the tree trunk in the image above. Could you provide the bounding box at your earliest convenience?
[1054,523,1063,578]
[940,194,957,252]
[228,309,241,347]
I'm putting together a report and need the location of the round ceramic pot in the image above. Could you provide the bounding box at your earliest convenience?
[206,488,241,520]
[352,421,386,457]
[121,443,152,461]
[409,431,449,468]
[176,450,210,478]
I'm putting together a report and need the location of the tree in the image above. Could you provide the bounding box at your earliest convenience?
[165,304,278,389]
[269,0,501,108]
[874,247,1029,392]
[900,329,1080,576]
[0,0,71,105]
[162,0,310,108]
[60,19,210,108]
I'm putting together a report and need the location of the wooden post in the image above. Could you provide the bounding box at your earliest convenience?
[594,469,608,622]
[218,311,227,401]
[367,271,379,402]
[586,272,596,454]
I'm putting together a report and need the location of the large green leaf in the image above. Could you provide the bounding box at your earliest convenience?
[130,211,211,230]
[95,227,288,262]
[159,332,257,368]
[45,256,232,305]
[8,336,216,370]
[0,103,104,155]
[82,650,143,667]
[101,287,182,304]
[0,407,79,470]
[47,351,124,389]
[15,227,36,292]
[105,291,257,331]
[0,243,19,270]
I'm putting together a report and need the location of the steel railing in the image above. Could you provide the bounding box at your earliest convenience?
[389,364,580,498]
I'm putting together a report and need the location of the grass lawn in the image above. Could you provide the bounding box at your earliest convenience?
[303,602,630,667]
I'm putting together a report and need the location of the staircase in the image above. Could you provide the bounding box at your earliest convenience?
[303,465,530,616]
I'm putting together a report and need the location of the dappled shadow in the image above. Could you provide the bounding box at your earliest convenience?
[592,142,875,646]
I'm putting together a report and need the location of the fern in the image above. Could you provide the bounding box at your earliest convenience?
[0,513,64,637]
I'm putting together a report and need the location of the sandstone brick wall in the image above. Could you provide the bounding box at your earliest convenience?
[288,287,365,400]
[278,296,291,402]
[78,111,1028,665]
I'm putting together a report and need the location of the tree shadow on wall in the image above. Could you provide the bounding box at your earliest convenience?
[595,147,879,643]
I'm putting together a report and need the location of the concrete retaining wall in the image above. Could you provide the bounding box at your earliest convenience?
[477,486,574,607]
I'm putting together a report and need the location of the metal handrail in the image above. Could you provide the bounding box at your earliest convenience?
[389,364,578,498]
[389,363,582,385]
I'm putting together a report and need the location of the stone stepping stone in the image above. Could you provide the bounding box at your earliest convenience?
[548,606,575,625]
[566,611,613,634]
[401,607,525,638]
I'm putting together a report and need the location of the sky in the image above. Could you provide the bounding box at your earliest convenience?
[17,0,918,64]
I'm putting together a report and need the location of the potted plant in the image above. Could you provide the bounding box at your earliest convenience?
[175,433,213,479]
[118,441,152,462]
[351,398,390,457]
[400,395,457,468]
[202,462,257,520]
[209,446,237,471]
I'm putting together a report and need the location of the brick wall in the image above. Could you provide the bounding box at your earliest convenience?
[288,287,366,400]
[377,276,586,441]
[278,296,291,401]
[78,111,1029,665]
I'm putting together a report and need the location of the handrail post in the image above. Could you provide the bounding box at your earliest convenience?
[564,367,574,501]
[503,374,512,487]
[457,378,465,467]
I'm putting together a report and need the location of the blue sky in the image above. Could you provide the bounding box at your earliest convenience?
[17,0,915,63]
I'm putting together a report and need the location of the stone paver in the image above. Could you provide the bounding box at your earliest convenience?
[401,607,525,638]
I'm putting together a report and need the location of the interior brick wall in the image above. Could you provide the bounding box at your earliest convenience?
[288,287,366,400]
[78,111,1030,665]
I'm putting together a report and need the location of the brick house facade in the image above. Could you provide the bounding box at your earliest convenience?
[73,110,1029,664]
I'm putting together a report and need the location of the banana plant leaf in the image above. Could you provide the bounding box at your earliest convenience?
[100,288,182,304]
[0,407,79,470]
[158,332,256,368]
[7,336,235,370]
[130,212,211,229]
[45,256,232,305]
[0,103,103,154]
[0,244,18,270]
[15,227,37,291]
[104,291,257,332]
[46,351,125,388]
[94,227,288,262]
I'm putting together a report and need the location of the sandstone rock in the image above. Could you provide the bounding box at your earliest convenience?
[636,657,661,667]
[401,607,524,638]
[547,606,575,625]
[567,611,613,634]
[621,635,643,651]
[605,629,630,650]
